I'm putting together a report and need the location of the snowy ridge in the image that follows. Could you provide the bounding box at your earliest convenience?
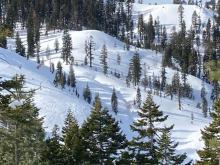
[133,3,215,31]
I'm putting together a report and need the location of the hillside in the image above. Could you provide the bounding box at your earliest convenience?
[4,27,213,161]
[1,0,219,163]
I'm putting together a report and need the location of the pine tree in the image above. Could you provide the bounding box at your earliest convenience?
[201,83,208,118]
[83,84,92,104]
[197,98,220,165]
[111,88,118,114]
[61,29,72,64]
[54,39,59,53]
[68,64,76,88]
[157,125,187,165]
[172,72,182,110]
[54,61,63,87]
[0,75,45,165]
[130,93,168,164]
[62,111,84,165]
[81,95,127,164]
[129,52,142,86]
[15,32,25,57]
[161,26,167,50]
[27,11,35,59]
[44,125,64,165]
[136,86,142,108]
[161,67,167,92]
[100,44,108,74]
[86,36,95,67]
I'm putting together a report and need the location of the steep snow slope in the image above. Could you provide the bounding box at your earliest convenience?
[0,48,91,131]
[133,3,215,31]
[135,0,212,5]
[5,28,213,161]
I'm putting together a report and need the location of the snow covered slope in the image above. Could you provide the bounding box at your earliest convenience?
[4,27,214,161]
[0,48,91,131]
[133,3,215,31]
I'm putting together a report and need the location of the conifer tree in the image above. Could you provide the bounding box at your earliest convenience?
[100,44,108,74]
[68,64,76,88]
[0,75,45,165]
[157,125,187,165]
[61,29,72,64]
[136,86,142,108]
[129,52,142,86]
[27,11,35,59]
[130,93,168,164]
[81,95,127,164]
[54,61,63,87]
[15,32,25,57]
[86,36,95,67]
[161,67,167,92]
[111,88,118,114]
[62,111,84,165]
[83,84,92,104]
[197,98,220,164]
[44,125,64,165]
[54,39,59,53]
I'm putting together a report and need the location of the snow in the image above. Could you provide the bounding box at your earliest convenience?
[1,1,216,163]
[133,3,215,31]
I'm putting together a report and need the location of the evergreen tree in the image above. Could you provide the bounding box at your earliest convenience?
[44,125,64,165]
[0,75,45,165]
[100,44,108,74]
[62,111,84,165]
[136,86,142,108]
[129,52,142,86]
[197,98,220,165]
[83,84,92,104]
[161,67,167,92]
[15,32,25,57]
[81,95,127,164]
[86,36,95,67]
[54,39,59,53]
[68,64,76,88]
[27,11,35,59]
[157,125,187,165]
[201,83,208,118]
[61,29,72,64]
[111,88,118,114]
[54,61,63,87]
[130,93,168,164]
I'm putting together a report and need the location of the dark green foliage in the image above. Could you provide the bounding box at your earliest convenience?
[130,93,168,164]
[0,75,46,165]
[44,125,64,165]
[61,29,72,64]
[68,64,76,88]
[136,86,141,108]
[143,14,155,49]
[15,32,25,57]
[100,44,108,74]
[54,61,66,89]
[197,98,220,164]
[157,125,187,165]
[27,11,35,59]
[111,88,118,114]
[127,52,142,86]
[83,84,92,104]
[85,36,95,67]
[81,95,127,164]
[62,111,84,165]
